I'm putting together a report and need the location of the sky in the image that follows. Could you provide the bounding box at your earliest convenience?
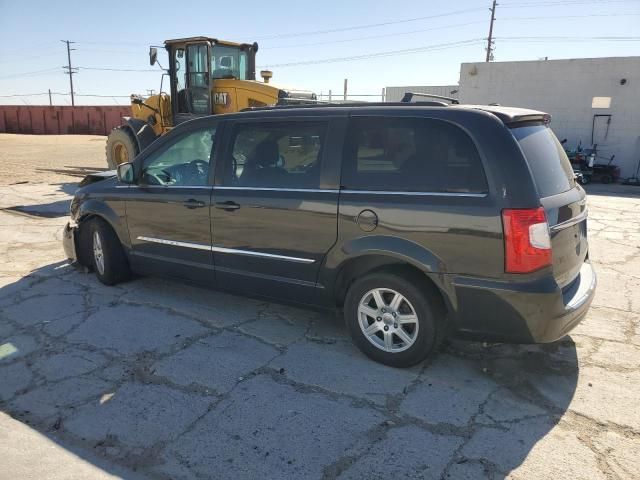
[0,0,639,105]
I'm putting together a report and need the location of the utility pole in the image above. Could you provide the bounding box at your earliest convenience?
[485,0,497,62]
[343,79,348,101]
[61,40,77,106]
[48,89,52,106]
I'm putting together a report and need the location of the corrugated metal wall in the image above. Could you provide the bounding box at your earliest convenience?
[0,106,130,135]
[384,85,460,102]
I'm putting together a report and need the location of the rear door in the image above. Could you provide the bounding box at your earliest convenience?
[511,124,588,287]
[210,116,342,303]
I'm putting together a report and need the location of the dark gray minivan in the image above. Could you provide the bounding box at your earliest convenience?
[63,103,596,367]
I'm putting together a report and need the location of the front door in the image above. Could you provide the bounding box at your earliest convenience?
[125,123,217,282]
[211,118,339,303]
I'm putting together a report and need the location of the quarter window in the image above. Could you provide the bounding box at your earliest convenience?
[141,127,215,186]
[224,122,326,189]
[342,117,488,193]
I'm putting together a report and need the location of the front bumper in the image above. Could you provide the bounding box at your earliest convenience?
[62,221,78,262]
[451,261,596,343]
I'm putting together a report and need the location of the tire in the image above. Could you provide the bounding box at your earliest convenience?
[601,174,612,184]
[85,218,131,285]
[579,175,590,185]
[106,126,138,170]
[344,271,446,368]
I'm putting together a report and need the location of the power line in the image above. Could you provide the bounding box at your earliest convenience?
[263,21,487,50]
[0,50,61,64]
[0,91,132,98]
[260,11,639,51]
[0,67,60,80]
[500,12,640,20]
[500,0,638,7]
[260,34,638,68]
[78,66,158,72]
[498,36,640,40]
[0,92,54,98]
[259,39,486,68]
[254,7,487,40]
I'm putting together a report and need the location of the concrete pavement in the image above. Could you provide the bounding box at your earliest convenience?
[0,158,638,478]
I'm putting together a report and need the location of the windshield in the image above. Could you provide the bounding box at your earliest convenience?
[211,45,248,80]
[511,124,576,198]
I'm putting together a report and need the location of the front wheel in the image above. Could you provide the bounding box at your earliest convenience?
[344,271,445,367]
[85,218,131,286]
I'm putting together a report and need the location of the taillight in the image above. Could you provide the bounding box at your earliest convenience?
[502,207,552,273]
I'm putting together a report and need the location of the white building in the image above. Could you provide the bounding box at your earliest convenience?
[388,57,640,177]
[384,85,459,103]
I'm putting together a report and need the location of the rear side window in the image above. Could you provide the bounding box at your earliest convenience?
[341,117,488,193]
[511,125,575,198]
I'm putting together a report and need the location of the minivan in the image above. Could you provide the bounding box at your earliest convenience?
[63,103,596,367]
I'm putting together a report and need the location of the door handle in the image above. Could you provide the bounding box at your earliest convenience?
[183,199,206,209]
[215,201,241,211]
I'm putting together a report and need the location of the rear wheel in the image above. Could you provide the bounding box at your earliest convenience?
[106,127,137,170]
[601,174,613,184]
[344,271,445,367]
[85,218,131,285]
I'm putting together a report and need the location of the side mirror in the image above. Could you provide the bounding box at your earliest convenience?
[149,47,158,66]
[117,162,135,184]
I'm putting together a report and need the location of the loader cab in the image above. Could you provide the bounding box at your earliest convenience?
[164,36,258,125]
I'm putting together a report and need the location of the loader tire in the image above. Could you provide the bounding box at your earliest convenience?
[106,127,138,170]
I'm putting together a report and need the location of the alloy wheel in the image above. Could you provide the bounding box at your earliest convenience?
[357,288,419,353]
[93,230,105,275]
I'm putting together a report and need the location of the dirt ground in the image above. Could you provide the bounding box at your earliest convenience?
[0,134,107,186]
[0,134,639,479]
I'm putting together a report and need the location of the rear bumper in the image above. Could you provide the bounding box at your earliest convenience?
[451,261,596,343]
[62,221,78,262]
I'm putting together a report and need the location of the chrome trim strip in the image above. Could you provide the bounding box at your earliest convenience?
[211,246,315,264]
[136,185,212,189]
[550,209,588,233]
[340,189,488,198]
[213,186,338,193]
[136,236,211,251]
[136,236,315,264]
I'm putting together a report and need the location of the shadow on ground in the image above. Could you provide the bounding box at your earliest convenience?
[2,182,79,218]
[0,262,579,479]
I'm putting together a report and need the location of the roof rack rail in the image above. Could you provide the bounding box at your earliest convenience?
[240,100,452,112]
[401,92,459,105]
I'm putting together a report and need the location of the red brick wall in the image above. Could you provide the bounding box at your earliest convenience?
[0,106,131,135]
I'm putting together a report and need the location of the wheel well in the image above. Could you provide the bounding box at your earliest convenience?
[334,256,449,317]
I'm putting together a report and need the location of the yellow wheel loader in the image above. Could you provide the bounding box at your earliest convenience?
[106,36,315,168]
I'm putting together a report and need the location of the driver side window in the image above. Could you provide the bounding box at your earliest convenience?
[141,127,216,186]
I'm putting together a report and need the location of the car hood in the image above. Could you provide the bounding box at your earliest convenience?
[79,169,117,187]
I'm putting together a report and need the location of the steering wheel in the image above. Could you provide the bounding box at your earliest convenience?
[143,170,173,186]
